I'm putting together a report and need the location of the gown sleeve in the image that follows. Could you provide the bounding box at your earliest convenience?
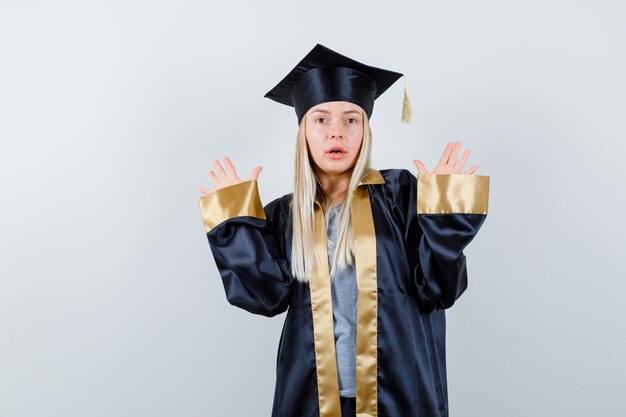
[398,169,490,312]
[198,180,294,317]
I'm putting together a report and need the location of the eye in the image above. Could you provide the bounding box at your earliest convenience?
[315,117,326,123]
[347,118,359,124]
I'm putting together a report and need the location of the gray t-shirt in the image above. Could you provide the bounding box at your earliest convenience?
[327,204,357,398]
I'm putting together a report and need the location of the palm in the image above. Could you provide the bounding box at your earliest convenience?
[199,157,263,195]
[413,141,479,175]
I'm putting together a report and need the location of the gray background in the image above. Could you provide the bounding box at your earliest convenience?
[1,0,625,416]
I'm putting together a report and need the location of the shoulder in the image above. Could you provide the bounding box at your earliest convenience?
[377,168,416,192]
[372,169,417,219]
[263,192,292,229]
[379,167,415,180]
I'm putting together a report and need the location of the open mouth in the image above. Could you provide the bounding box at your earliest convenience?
[326,147,347,159]
[326,146,347,154]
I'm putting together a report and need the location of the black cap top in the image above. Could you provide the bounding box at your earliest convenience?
[264,44,404,124]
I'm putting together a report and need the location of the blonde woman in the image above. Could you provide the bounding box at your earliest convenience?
[198,44,489,417]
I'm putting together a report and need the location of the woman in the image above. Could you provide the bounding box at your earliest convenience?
[198,44,489,417]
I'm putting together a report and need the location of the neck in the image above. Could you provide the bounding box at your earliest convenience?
[315,168,351,207]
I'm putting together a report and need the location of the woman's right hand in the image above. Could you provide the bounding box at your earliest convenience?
[199,157,263,195]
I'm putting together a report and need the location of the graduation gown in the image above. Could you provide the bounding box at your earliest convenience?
[198,168,489,417]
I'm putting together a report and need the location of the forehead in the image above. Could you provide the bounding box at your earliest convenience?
[308,101,362,114]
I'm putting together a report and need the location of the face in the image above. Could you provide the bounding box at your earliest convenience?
[304,101,364,179]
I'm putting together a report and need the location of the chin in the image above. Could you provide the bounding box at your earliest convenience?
[312,155,358,176]
[320,164,354,175]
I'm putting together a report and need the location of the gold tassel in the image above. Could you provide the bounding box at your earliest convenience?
[401,76,412,123]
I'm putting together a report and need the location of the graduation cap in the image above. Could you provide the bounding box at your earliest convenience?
[264,43,412,124]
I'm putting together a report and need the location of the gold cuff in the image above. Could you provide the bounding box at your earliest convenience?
[417,174,489,214]
[198,180,266,233]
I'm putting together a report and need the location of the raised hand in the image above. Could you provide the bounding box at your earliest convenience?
[412,141,479,175]
[199,157,263,195]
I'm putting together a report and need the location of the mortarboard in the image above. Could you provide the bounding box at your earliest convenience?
[264,43,411,124]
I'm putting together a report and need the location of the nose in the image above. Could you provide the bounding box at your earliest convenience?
[329,119,344,140]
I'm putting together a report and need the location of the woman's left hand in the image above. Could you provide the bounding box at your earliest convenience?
[413,141,479,175]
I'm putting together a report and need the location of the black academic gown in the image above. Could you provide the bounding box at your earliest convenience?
[198,168,489,417]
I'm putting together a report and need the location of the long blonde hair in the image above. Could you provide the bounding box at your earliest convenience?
[290,109,373,284]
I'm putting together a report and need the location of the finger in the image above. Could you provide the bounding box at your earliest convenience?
[199,186,212,194]
[413,159,430,175]
[448,141,461,165]
[455,150,470,172]
[208,170,220,184]
[464,164,479,175]
[438,142,453,165]
[247,165,263,181]
[223,156,239,179]
[213,160,227,178]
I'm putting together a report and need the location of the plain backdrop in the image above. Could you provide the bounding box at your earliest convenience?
[1,1,625,416]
